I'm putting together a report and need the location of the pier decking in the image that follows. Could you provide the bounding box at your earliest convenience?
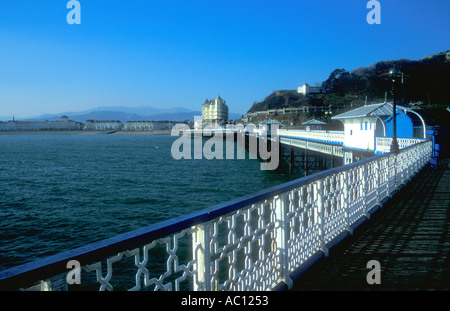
[290,158,449,291]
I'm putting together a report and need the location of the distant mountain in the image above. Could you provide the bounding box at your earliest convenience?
[60,111,152,123]
[66,110,204,123]
[85,105,193,116]
[13,105,242,123]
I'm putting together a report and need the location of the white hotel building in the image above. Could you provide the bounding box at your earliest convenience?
[202,95,229,128]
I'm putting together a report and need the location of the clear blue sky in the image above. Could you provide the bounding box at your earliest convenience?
[0,0,449,118]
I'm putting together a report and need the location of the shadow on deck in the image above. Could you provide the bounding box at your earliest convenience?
[290,158,450,291]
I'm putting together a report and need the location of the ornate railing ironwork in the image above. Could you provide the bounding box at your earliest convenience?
[375,137,426,154]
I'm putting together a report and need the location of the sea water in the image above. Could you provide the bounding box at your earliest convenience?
[0,134,301,272]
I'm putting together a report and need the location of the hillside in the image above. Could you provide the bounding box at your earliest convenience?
[322,51,450,104]
[245,51,450,126]
[248,90,320,113]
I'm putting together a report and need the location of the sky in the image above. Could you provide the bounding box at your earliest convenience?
[0,0,449,119]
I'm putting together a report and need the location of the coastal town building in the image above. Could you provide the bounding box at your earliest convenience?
[0,117,192,132]
[0,116,83,131]
[297,83,325,96]
[202,95,229,128]
[83,120,123,131]
[122,121,172,131]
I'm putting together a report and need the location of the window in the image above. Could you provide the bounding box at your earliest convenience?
[361,123,363,130]
[365,122,368,130]
[350,130,353,135]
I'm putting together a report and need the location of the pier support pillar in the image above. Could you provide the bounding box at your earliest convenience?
[304,149,308,177]
[289,146,294,175]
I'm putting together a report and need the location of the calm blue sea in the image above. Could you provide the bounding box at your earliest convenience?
[0,134,301,271]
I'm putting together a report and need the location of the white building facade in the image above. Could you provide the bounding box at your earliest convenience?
[0,116,83,131]
[202,95,229,128]
[332,103,392,152]
[122,121,171,131]
[84,120,123,131]
[297,83,325,96]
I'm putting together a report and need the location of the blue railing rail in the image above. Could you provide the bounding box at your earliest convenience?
[0,139,433,291]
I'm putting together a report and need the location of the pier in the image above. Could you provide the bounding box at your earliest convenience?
[0,137,439,291]
[290,158,449,290]
[277,129,426,177]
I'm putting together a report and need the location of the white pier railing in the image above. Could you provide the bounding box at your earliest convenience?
[280,136,344,157]
[375,137,426,154]
[0,140,432,291]
[278,129,345,145]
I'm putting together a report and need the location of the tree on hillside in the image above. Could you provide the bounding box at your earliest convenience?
[322,69,348,94]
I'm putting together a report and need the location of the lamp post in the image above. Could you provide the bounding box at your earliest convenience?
[389,67,402,154]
